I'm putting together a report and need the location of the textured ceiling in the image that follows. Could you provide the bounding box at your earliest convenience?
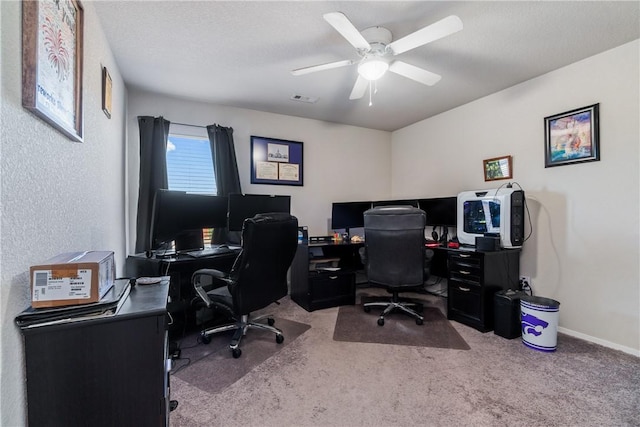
[93,1,640,131]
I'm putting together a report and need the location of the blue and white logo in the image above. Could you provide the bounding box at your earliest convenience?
[521,312,549,337]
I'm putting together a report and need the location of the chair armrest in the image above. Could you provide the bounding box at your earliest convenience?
[193,268,227,281]
[192,269,233,308]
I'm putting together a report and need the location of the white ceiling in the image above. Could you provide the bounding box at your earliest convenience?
[92,1,640,132]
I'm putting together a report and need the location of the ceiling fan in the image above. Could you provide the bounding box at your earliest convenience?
[292,12,463,101]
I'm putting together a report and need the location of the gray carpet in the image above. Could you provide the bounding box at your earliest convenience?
[172,317,310,394]
[169,293,640,427]
[333,303,470,350]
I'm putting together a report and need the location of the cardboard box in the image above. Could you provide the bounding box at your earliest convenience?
[30,251,116,308]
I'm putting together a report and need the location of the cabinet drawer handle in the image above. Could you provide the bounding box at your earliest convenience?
[459,254,471,258]
[329,276,338,280]
[459,270,471,275]
[458,287,471,292]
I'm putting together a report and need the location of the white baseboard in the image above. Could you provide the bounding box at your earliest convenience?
[558,326,639,357]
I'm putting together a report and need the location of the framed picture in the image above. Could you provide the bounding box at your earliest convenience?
[102,66,112,119]
[483,155,512,181]
[22,0,84,142]
[251,136,303,186]
[545,103,600,168]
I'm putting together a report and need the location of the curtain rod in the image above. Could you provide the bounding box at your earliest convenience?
[171,121,206,129]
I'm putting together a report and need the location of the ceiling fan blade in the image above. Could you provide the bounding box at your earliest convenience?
[389,61,441,86]
[349,75,368,100]
[291,59,356,76]
[323,12,371,51]
[388,15,463,55]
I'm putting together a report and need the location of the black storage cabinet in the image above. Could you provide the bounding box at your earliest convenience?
[19,282,170,427]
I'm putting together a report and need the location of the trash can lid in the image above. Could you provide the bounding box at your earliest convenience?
[521,295,560,308]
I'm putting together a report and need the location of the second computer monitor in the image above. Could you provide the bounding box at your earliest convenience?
[227,193,291,231]
[418,196,457,226]
[330,201,373,230]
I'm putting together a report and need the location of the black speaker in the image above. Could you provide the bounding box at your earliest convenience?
[476,236,500,251]
[494,290,526,339]
[510,190,525,246]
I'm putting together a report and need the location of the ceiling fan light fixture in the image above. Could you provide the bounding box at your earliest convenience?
[358,57,389,81]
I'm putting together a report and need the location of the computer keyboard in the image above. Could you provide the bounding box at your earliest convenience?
[185,246,237,258]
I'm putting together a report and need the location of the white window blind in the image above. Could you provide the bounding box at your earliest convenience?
[166,124,217,195]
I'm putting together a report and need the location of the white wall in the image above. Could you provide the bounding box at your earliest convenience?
[0,2,128,424]
[126,90,392,251]
[1,5,636,425]
[392,40,640,354]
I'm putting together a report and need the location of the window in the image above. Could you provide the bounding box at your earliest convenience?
[166,124,216,195]
[167,124,217,247]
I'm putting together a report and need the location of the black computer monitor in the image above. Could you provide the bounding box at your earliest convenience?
[372,199,419,208]
[331,201,372,230]
[149,190,229,251]
[227,193,291,232]
[418,196,457,226]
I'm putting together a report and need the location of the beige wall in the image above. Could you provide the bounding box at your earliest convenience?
[1,1,637,424]
[0,2,128,424]
[126,90,392,251]
[391,40,640,354]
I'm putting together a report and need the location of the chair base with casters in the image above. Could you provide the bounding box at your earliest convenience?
[362,293,425,326]
[200,313,284,359]
[195,277,285,359]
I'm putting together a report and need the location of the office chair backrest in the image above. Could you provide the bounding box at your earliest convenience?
[229,212,298,314]
[363,206,426,288]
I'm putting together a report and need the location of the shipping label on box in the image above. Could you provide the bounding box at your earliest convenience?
[32,268,93,302]
[30,251,115,308]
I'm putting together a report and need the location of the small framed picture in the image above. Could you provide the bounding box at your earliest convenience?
[483,155,512,181]
[545,104,600,168]
[102,67,112,119]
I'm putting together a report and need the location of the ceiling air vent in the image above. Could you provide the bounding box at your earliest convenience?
[290,94,319,104]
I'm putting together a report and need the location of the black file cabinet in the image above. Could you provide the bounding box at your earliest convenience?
[447,248,520,332]
[290,243,359,311]
[19,282,171,427]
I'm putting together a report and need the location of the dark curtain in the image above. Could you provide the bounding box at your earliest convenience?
[207,124,241,244]
[135,116,170,253]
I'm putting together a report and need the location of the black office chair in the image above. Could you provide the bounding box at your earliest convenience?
[192,212,298,358]
[360,206,427,326]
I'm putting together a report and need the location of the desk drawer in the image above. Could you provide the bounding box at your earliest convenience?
[448,280,481,323]
[448,251,482,285]
[449,266,480,284]
[310,272,354,301]
[305,272,355,310]
[449,252,481,267]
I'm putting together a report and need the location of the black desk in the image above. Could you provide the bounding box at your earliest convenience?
[125,250,239,336]
[290,241,364,311]
[19,280,170,427]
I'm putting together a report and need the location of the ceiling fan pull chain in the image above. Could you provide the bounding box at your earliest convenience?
[369,80,373,106]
